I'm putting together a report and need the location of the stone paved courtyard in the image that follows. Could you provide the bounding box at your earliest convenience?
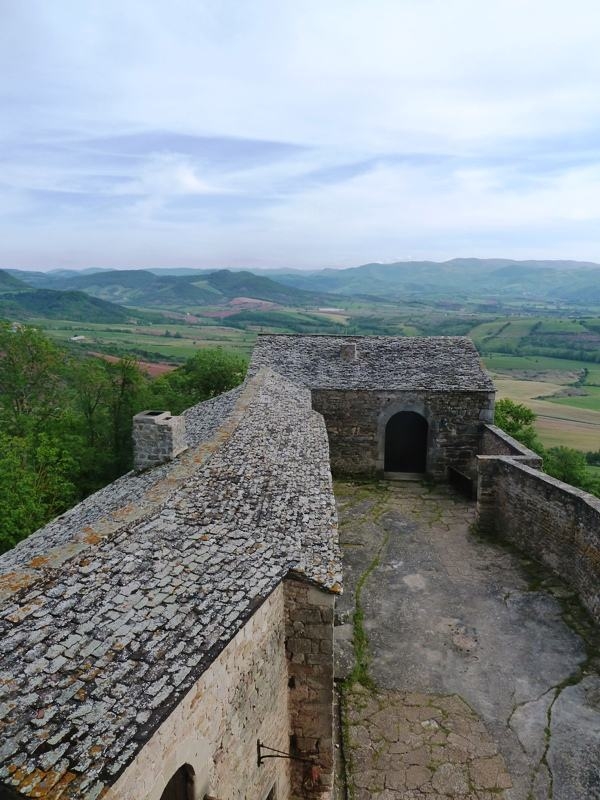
[334,481,600,800]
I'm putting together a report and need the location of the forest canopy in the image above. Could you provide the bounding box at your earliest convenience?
[0,322,247,553]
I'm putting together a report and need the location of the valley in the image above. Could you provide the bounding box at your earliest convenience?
[2,259,600,459]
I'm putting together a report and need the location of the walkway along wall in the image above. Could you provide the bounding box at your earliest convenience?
[476,425,600,625]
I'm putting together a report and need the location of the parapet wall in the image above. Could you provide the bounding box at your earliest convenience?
[479,423,543,467]
[477,455,600,625]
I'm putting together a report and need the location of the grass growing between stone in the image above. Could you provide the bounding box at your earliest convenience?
[334,480,390,689]
[346,530,390,690]
[335,481,391,800]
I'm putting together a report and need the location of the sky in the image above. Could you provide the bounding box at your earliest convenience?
[2,0,600,270]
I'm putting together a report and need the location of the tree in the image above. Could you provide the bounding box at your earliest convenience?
[105,358,146,476]
[543,447,598,495]
[150,348,247,414]
[0,322,66,435]
[72,358,111,448]
[0,431,77,553]
[494,398,542,452]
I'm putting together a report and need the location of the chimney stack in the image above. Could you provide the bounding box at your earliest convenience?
[133,410,187,471]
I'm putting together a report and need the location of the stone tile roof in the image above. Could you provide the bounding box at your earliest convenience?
[250,335,494,392]
[0,387,243,603]
[0,370,340,799]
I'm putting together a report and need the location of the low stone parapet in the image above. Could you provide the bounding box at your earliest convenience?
[476,455,600,625]
[480,424,542,467]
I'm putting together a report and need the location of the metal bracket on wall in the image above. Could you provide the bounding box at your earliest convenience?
[256,740,314,767]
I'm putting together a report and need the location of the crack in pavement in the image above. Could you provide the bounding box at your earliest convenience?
[335,480,600,799]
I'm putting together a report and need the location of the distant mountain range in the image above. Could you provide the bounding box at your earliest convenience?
[6,268,331,310]
[3,259,600,324]
[268,259,600,305]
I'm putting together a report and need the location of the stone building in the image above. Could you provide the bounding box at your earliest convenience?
[250,335,495,482]
[0,370,341,800]
[1,334,599,800]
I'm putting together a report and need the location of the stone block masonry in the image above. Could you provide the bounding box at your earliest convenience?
[284,578,335,800]
[313,389,494,480]
[105,584,290,800]
[477,456,600,625]
[250,335,496,482]
[133,410,187,471]
[0,369,341,799]
[480,423,542,467]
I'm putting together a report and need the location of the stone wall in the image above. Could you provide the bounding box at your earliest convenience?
[312,389,494,480]
[104,584,290,800]
[103,577,337,800]
[480,424,542,467]
[476,457,600,625]
[284,578,335,800]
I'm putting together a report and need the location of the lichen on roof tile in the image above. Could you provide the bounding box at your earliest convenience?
[0,386,243,601]
[0,370,340,798]
[249,334,494,391]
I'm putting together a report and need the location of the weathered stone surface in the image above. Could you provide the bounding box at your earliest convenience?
[0,370,341,799]
[546,676,600,800]
[250,335,494,392]
[343,685,510,799]
[336,480,600,800]
[313,388,490,480]
[105,585,291,800]
[250,335,495,480]
[132,410,187,471]
[285,579,336,797]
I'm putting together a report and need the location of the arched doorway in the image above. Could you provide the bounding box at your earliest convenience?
[159,764,195,800]
[384,411,428,473]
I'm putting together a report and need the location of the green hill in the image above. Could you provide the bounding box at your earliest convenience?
[0,287,139,323]
[200,269,326,305]
[0,270,29,292]
[10,268,331,309]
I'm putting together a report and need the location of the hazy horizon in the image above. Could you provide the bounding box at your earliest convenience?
[3,1,600,269]
[7,256,600,275]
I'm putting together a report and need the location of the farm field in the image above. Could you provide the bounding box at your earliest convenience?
[35,318,257,360]
[546,385,600,410]
[484,353,600,450]
[20,307,600,454]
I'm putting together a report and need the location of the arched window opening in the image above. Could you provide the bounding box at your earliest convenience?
[384,411,428,473]
[159,764,195,800]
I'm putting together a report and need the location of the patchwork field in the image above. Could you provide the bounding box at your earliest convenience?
[20,307,600,456]
[484,354,600,450]
[36,318,257,361]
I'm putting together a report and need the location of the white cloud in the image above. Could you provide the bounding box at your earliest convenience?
[2,0,600,266]
[120,153,222,197]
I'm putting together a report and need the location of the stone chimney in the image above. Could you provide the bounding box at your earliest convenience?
[340,342,357,362]
[133,410,187,471]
